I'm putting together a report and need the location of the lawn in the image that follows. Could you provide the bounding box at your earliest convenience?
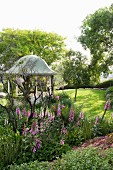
[58,88,112,118]
[0,88,112,118]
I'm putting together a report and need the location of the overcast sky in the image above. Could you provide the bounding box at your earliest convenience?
[0,0,113,55]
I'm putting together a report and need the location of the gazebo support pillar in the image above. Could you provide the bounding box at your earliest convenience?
[16,85,18,96]
[8,80,10,94]
[51,75,54,95]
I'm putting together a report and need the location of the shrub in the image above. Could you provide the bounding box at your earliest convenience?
[0,83,3,92]
[53,147,113,170]
[0,126,21,169]
[96,80,113,88]
[9,161,51,170]
[9,147,113,170]
[54,92,73,108]
[91,116,113,138]
[19,116,71,163]
[105,86,113,108]
[106,86,113,94]
[0,107,8,126]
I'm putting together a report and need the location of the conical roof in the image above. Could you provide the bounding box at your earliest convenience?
[6,55,56,76]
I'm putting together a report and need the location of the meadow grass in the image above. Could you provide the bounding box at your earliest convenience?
[57,88,113,118]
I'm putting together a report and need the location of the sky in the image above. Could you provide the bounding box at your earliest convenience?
[0,0,113,56]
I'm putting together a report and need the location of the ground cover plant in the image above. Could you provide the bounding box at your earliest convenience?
[9,147,113,170]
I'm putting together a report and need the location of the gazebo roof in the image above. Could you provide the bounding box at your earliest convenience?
[6,55,56,76]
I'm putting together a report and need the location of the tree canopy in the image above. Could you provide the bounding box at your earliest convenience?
[78,4,113,76]
[63,51,90,100]
[0,28,66,70]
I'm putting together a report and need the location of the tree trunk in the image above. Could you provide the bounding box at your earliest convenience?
[74,88,77,101]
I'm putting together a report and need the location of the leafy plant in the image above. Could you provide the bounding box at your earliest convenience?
[53,147,113,170]
[0,126,21,169]
[9,147,113,170]
[106,86,113,108]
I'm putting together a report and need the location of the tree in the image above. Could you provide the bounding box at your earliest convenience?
[63,51,90,101]
[0,28,66,70]
[78,4,113,76]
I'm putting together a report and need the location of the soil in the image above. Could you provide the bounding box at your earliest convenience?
[72,133,113,150]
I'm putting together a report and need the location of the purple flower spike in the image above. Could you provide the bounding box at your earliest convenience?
[104,101,110,110]
[57,104,61,116]
[22,108,27,115]
[56,96,60,100]
[16,107,20,115]
[32,147,36,153]
[33,112,37,118]
[36,139,41,149]
[79,112,84,120]
[76,120,80,126]
[95,117,99,125]
[61,127,67,135]
[69,109,74,122]
[27,111,31,118]
[30,121,39,135]
[60,140,64,145]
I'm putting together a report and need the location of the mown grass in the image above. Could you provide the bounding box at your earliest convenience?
[58,88,113,118]
[0,87,112,118]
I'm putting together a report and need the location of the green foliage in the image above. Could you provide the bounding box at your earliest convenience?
[91,117,113,138]
[9,147,113,170]
[0,126,21,169]
[9,161,51,170]
[62,51,90,101]
[96,80,113,88]
[0,106,8,126]
[0,83,3,92]
[78,3,113,75]
[105,86,113,108]
[106,86,113,95]
[55,92,73,108]
[53,147,113,170]
[0,28,66,69]
[18,116,71,163]
[63,51,89,88]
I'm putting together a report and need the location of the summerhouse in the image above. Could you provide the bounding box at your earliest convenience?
[6,55,56,98]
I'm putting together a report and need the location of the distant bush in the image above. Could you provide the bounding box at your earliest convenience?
[105,86,113,108]
[96,80,113,88]
[55,92,73,108]
[106,86,113,94]
[58,84,94,90]
[58,80,113,90]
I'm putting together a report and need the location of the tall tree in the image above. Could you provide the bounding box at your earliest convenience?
[0,28,66,70]
[63,51,90,101]
[78,4,113,76]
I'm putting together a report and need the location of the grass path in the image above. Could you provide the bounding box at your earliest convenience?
[60,89,112,118]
